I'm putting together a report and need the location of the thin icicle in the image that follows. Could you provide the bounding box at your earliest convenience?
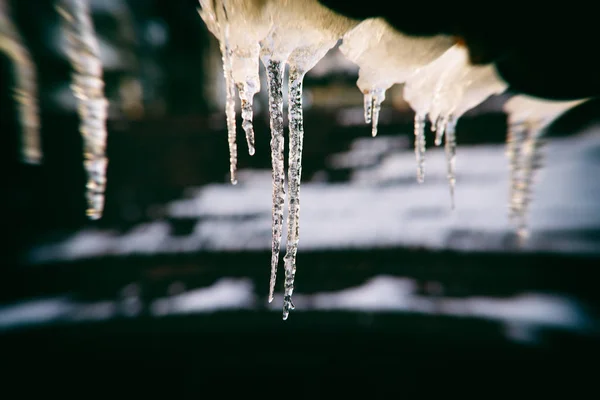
[506,120,544,241]
[237,82,256,155]
[370,88,385,137]
[363,91,372,124]
[516,125,544,241]
[262,57,286,304]
[282,65,305,320]
[434,115,447,146]
[414,113,426,183]
[444,115,457,209]
[0,0,41,164]
[215,1,238,184]
[57,0,109,220]
[506,121,528,223]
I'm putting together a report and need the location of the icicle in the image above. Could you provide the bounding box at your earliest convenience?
[255,1,355,318]
[506,121,528,223]
[262,56,286,304]
[516,123,544,241]
[57,0,109,220]
[363,91,372,124]
[506,121,543,242]
[0,0,41,164]
[215,1,238,184]
[237,82,256,155]
[370,88,385,137]
[282,64,306,320]
[414,113,426,183]
[444,115,457,209]
[434,115,447,146]
[404,43,508,207]
[503,95,587,241]
[199,1,271,162]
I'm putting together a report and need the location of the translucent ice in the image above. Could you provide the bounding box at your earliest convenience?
[503,95,588,240]
[340,18,453,137]
[258,0,357,319]
[0,0,41,164]
[404,44,508,205]
[199,0,238,183]
[57,0,109,220]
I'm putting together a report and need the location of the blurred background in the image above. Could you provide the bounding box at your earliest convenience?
[1,0,600,393]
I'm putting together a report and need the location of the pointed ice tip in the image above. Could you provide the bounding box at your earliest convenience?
[268,295,274,303]
[87,210,102,220]
[282,313,289,321]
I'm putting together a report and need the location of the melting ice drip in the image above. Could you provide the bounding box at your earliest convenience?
[0,0,41,164]
[503,95,587,241]
[198,1,589,319]
[57,0,109,220]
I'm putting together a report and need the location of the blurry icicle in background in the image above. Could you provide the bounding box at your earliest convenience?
[503,95,589,241]
[57,0,109,220]
[0,0,42,164]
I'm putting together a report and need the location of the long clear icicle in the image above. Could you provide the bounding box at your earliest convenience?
[215,1,238,184]
[444,115,457,209]
[58,0,109,220]
[0,0,41,164]
[262,57,286,304]
[282,65,306,320]
[414,113,426,183]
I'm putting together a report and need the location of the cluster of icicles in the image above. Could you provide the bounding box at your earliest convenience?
[1,0,108,220]
[198,0,589,320]
[1,0,588,319]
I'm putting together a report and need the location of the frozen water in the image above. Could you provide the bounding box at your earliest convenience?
[340,18,453,136]
[0,0,41,164]
[404,44,508,204]
[503,95,589,240]
[58,0,109,220]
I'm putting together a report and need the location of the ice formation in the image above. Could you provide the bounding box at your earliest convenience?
[503,95,588,240]
[339,18,454,138]
[403,44,508,206]
[198,2,592,318]
[57,0,109,220]
[199,0,273,183]
[199,0,357,319]
[0,0,41,164]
